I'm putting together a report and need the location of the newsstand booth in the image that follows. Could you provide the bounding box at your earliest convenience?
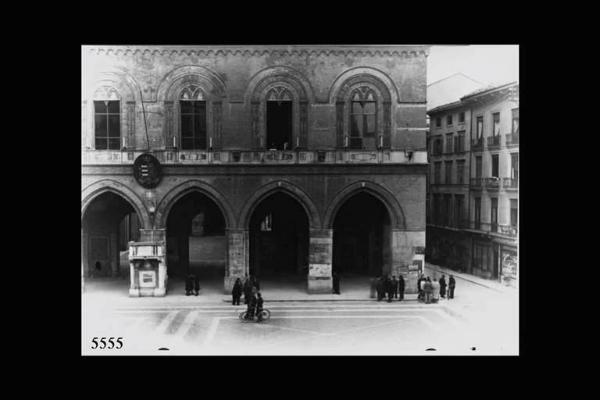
[128,241,167,297]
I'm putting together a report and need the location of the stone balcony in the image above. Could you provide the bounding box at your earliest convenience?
[81,148,428,166]
[485,177,501,191]
[486,135,501,150]
[465,221,518,238]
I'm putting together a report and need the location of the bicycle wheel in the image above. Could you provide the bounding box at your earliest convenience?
[239,311,248,321]
[260,309,271,321]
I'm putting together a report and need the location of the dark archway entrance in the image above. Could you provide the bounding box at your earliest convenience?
[82,191,141,278]
[249,192,309,279]
[332,192,391,278]
[166,191,226,281]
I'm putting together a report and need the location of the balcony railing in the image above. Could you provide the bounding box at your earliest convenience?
[486,135,501,149]
[503,177,519,189]
[471,138,483,151]
[465,221,518,238]
[485,177,501,190]
[505,132,519,147]
[82,149,428,166]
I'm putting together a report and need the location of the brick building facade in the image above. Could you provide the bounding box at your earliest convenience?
[81,45,429,294]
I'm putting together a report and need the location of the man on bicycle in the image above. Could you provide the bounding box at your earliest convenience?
[255,292,264,322]
[246,287,257,320]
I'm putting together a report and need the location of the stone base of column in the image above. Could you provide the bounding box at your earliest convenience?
[307,276,332,294]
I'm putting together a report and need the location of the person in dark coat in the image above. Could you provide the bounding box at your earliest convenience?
[193,274,200,296]
[417,274,424,301]
[255,292,264,321]
[185,274,194,296]
[250,275,260,291]
[392,276,398,299]
[448,275,456,299]
[376,276,384,301]
[243,275,252,304]
[398,275,405,301]
[424,277,433,304]
[386,275,393,302]
[246,288,257,320]
[332,272,340,294]
[232,278,243,305]
[439,275,447,298]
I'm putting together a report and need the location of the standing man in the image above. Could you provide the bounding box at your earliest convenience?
[439,274,447,299]
[448,275,456,299]
[193,273,200,296]
[398,274,405,301]
[392,276,398,299]
[386,275,393,303]
[185,273,194,296]
[232,278,243,305]
[417,274,424,301]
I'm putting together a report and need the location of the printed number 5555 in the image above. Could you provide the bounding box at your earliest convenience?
[91,337,123,349]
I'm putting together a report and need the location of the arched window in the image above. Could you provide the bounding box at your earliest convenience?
[180,85,207,150]
[93,86,121,150]
[266,87,293,150]
[349,87,377,149]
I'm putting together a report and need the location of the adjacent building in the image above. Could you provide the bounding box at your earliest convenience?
[426,82,519,286]
[81,45,430,294]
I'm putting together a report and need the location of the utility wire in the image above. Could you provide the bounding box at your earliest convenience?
[139,87,150,152]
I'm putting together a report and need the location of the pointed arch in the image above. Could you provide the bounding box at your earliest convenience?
[323,181,406,230]
[81,179,152,229]
[154,180,235,230]
[238,180,321,230]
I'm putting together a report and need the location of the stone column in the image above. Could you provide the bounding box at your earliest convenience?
[225,229,248,293]
[391,229,426,294]
[110,232,119,277]
[308,229,333,294]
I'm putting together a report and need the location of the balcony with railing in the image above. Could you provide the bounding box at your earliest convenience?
[471,138,483,151]
[81,148,428,166]
[465,221,518,238]
[486,135,501,149]
[485,177,501,191]
[505,132,519,147]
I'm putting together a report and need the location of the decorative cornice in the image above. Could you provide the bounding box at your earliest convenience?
[84,45,430,58]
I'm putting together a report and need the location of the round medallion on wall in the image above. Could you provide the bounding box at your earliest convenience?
[133,153,162,189]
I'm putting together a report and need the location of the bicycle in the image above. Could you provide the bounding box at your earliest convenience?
[239,309,271,322]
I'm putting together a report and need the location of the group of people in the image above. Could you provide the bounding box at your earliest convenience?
[231,275,265,321]
[371,275,406,302]
[185,273,200,296]
[417,274,456,303]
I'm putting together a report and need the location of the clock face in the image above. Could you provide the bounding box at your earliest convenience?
[133,153,162,189]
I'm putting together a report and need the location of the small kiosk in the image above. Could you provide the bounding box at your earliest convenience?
[128,241,167,297]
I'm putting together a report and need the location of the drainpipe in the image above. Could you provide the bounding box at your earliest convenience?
[467,105,473,274]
